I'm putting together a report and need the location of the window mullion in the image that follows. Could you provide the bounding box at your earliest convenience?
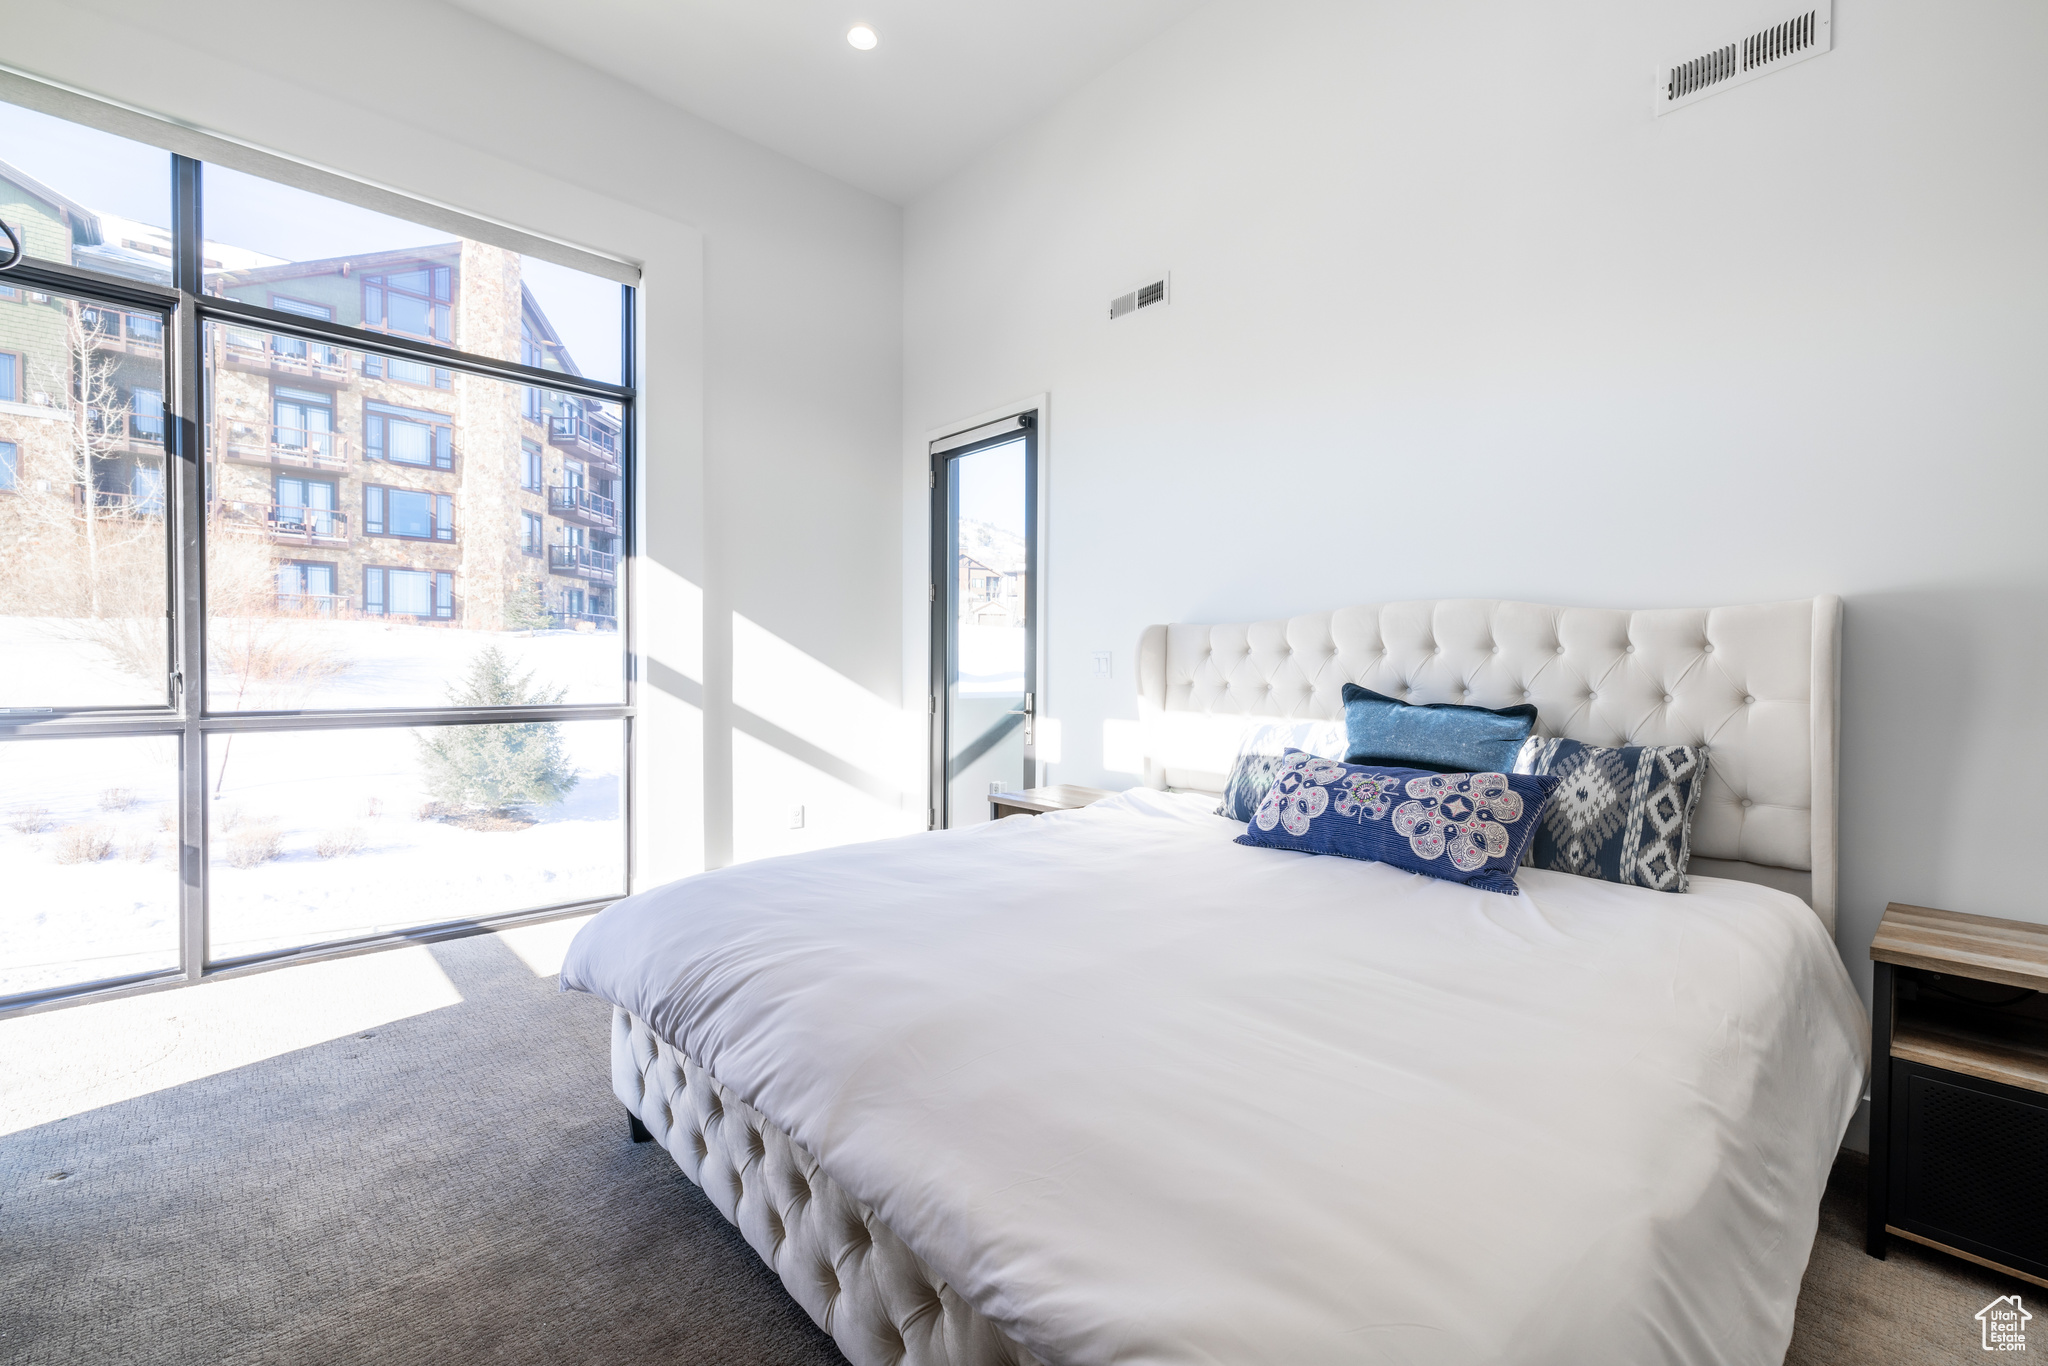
[171,154,208,982]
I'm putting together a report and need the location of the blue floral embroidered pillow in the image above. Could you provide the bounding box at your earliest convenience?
[1215,720,1349,822]
[1235,750,1559,895]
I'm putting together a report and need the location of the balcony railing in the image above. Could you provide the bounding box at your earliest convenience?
[547,413,621,469]
[214,499,351,545]
[81,309,166,357]
[548,544,617,581]
[220,332,352,382]
[547,484,616,526]
[275,592,354,616]
[549,610,618,632]
[222,421,357,471]
[71,490,165,521]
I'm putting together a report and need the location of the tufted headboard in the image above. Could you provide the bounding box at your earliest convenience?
[1135,597,1842,932]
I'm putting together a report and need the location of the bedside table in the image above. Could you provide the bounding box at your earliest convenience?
[1867,902,2048,1288]
[988,784,1115,821]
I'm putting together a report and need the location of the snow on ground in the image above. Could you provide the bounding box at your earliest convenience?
[0,617,625,712]
[0,720,623,999]
[0,735,182,996]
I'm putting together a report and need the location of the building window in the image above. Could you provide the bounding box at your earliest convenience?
[522,439,543,491]
[271,297,330,320]
[0,441,16,492]
[272,385,335,459]
[362,264,452,343]
[131,463,165,517]
[522,511,543,555]
[275,474,339,537]
[363,354,452,388]
[131,386,164,441]
[0,351,18,403]
[362,484,454,541]
[276,561,337,613]
[363,566,454,619]
[364,400,453,469]
[267,298,331,363]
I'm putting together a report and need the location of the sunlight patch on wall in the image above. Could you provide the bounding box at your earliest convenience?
[639,560,704,684]
[0,947,462,1138]
[1102,718,1146,775]
[730,731,915,864]
[732,612,916,792]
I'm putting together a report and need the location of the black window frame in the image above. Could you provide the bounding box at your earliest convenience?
[0,148,638,1019]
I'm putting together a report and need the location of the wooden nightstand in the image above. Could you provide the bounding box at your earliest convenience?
[988,784,1115,821]
[1867,902,2048,1288]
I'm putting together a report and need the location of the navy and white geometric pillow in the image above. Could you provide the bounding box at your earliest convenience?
[1235,750,1559,896]
[1513,737,1709,892]
[1215,720,1348,822]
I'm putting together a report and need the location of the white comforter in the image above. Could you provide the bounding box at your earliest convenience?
[562,789,1866,1366]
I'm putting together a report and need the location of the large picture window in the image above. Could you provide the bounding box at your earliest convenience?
[0,93,634,1011]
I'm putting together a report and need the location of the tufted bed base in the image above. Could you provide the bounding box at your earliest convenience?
[613,1008,1042,1366]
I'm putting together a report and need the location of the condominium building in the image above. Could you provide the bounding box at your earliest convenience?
[0,160,622,635]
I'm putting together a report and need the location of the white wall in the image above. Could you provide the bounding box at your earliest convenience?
[2,0,911,878]
[904,0,2048,1016]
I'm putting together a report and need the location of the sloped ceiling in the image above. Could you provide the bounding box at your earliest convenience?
[441,0,1204,203]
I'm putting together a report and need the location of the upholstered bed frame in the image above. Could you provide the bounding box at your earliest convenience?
[615,595,1843,1365]
[1137,596,1842,930]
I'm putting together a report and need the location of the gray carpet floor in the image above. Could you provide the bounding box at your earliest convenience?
[1,928,2031,1365]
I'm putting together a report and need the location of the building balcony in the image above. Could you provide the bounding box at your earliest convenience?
[547,414,621,471]
[219,332,353,383]
[549,610,618,632]
[547,484,616,528]
[214,499,351,546]
[221,422,357,472]
[547,545,616,583]
[275,592,354,617]
[72,490,165,521]
[81,309,166,358]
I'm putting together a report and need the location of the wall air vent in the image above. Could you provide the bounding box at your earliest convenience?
[1109,274,1169,321]
[1655,2,1831,115]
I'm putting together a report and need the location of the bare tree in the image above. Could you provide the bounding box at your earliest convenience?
[0,303,167,680]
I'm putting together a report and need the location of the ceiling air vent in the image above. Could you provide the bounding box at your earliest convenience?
[1655,2,1831,115]
[1109,274,1169,321]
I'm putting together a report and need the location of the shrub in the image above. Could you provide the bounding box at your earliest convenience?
[414,647,577,817]
[224,824,282,869]
[363,796,384,818]
[157,806,178,833]
[98,787,134,812]
[55,824,115,864]
[7,806,48,835]
[502,581,553,632]
[123,838,158,864]
[217,803,244,833]
[315,826,365,859]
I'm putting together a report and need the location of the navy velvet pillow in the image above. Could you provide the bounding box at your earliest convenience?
[1341,683,1537,774]
[1236,749,1559,895]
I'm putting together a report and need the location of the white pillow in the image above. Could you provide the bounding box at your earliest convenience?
[1214,720,1347,822]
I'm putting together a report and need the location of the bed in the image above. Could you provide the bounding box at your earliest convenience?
[562,596,1866,1366]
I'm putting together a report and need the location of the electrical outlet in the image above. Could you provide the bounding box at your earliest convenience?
[788,805,805,830]
[1093,651,1113,678]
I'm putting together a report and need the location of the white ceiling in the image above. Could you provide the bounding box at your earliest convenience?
[443,0,1205,204]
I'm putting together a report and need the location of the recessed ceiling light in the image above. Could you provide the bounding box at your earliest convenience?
[847,24,878,50]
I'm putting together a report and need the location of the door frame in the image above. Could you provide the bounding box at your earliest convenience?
[927,400,1046,829]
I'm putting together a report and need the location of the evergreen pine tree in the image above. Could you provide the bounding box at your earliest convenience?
[415,647,578,814]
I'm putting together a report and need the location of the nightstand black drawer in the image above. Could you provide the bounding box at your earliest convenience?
[1887,1059,2048,1280]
